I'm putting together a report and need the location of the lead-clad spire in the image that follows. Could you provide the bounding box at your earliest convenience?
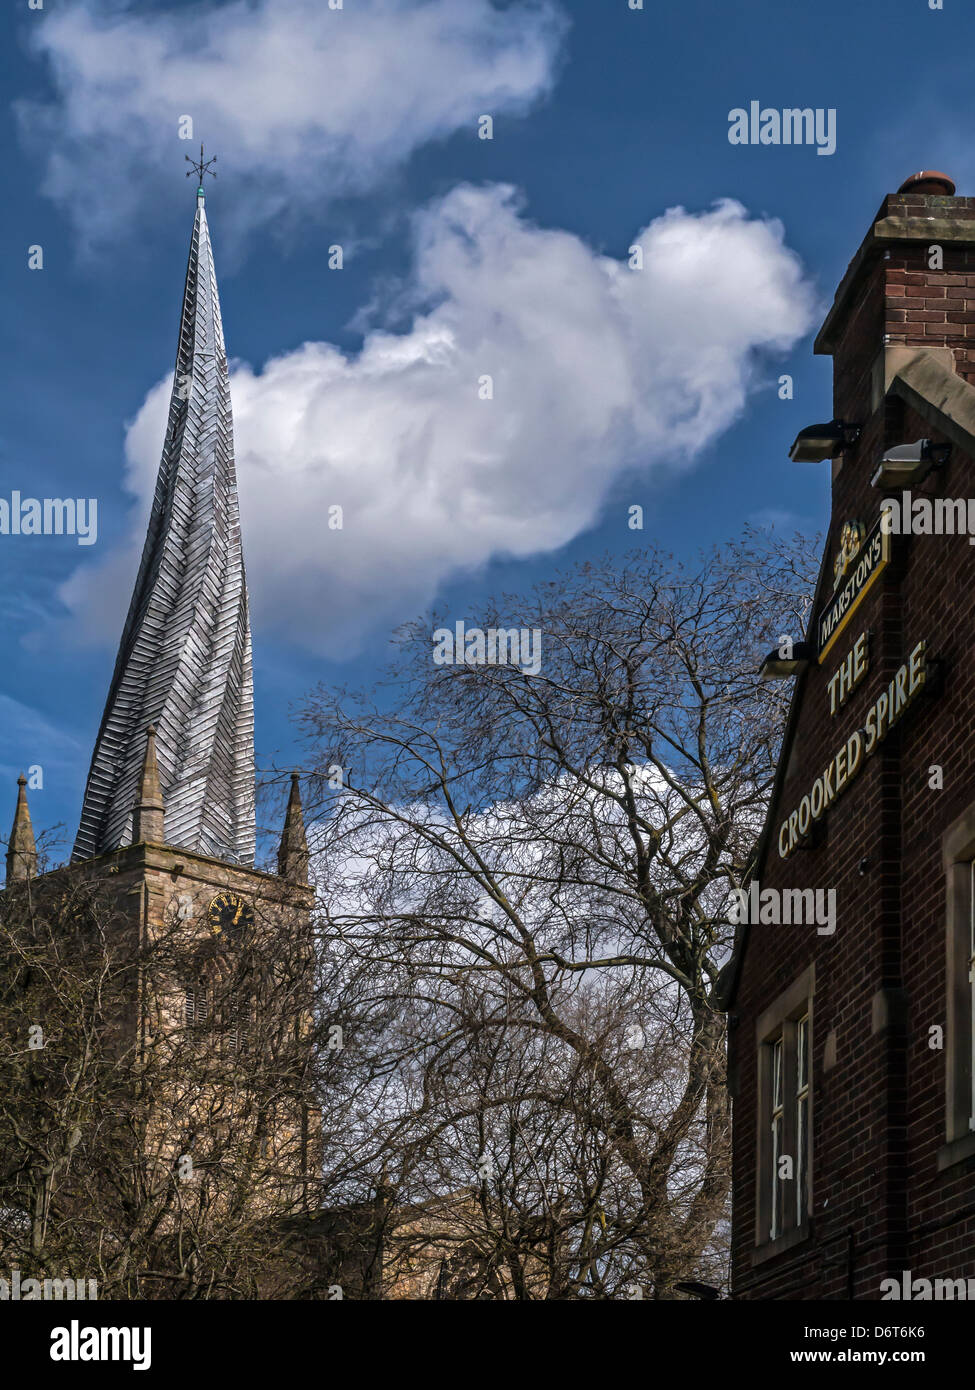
[73,181,255,866]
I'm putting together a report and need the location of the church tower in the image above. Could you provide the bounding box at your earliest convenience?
[2,160,321,1237]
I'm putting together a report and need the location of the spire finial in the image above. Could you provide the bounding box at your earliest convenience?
[278,771,310,884]
[185,143,217,198]
[7,774,37,883]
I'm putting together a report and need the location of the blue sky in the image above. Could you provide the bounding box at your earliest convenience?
[1,0,971,864]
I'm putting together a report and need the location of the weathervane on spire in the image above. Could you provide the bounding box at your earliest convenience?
[185,143,217,195]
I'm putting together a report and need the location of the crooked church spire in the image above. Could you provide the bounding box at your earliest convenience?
[73,176,255,866]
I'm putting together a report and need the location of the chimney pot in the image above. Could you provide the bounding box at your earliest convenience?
[897,170,956,197]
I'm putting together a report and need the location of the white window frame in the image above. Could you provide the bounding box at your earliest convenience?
[939,805,975,1167]
[796,1013,809,1226]
[754,965,814,1250]
[770,1036,784,1240]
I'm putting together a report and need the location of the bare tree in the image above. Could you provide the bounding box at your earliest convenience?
[299,527,817,1297]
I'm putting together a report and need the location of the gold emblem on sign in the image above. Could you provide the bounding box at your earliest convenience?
[832,520,866,590]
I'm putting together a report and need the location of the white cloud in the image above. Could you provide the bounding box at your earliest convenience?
[19,0,565,247]
[57,186,816,657]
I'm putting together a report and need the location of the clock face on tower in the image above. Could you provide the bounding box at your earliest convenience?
[207,890,254,937]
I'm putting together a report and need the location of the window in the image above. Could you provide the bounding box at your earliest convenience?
[765,1020,808,1242]
[796,1014,810,1226]
[939,804,975,1167]
[226,991,250,1053]
[185,983,209,1027]
[969,862,975,1133]
[770,1037,784,1240]
[755,966,814,1252]
[181,961,250,1055]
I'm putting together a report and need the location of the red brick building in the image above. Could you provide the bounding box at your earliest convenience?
[725,171,975,1299]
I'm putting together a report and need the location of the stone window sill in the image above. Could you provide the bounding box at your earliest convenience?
[751,1222,811,1267]
[937,1131,975,1172]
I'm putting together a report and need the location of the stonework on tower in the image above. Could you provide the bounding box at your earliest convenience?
[72,183,255,867]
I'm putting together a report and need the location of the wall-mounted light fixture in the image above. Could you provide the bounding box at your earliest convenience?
[674,1281,721,1300]
[788,420,861,463]
[759,642,814,681]
[870,439,952,490]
